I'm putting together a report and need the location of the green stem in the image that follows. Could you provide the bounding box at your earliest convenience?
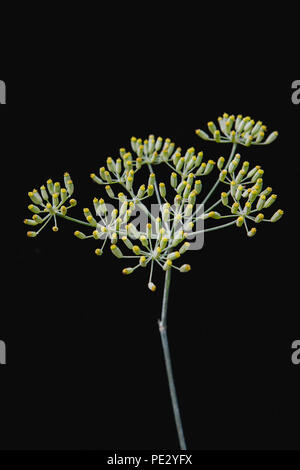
[158,269,187,450]
[201,142,237,207]
[56,213,92,227]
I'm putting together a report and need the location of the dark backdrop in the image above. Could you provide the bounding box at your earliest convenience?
[1,48,299,451]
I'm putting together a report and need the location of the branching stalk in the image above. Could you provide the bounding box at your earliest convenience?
[158,268,187,450]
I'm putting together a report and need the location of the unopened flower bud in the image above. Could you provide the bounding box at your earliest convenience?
[195,129,210,140]
[236,216,244,227]
[255,213,264,223]
[110,244,123,258]
[271,209,284,222]
[265,131,279,144]
[264,194,277,208]
[204,160,215,175]
[27,231,37,237]
[179,264,191,273]
[219,170,227,182]
[123,267,134,275]
[247,228,257,237]
[74,230,86,239]
[148,281,157,291]
[217,157,225,170]
[256,195,266,211]
[28,204,40,213]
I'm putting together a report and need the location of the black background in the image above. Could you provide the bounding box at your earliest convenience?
[1,23,299,453]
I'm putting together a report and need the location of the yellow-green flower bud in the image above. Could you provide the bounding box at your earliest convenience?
[179,264,191,273]
[256,195,266,211]
[74,230,86,240]
[184,204,193,218]
[243,202,252,215]
[52,192,60,207]
[140,235,148,248]
[245,135,253,146]
[40,185,49,201]
[167,251,181,261]
[195,151,203,167]
[155,136,163,151]
[229,160,238,174]
[248,165,261,179]
[207,121,217,135]
[28,190,43,205]
[60,188,67,203]
[106,157,115,173]
[219,170,227,182]
[247,228,257,237]
[136,184,145,199]
[122,236,133,250]
[242,161,249,174]
[195,129,210,140]
[265,131,279,144]
[255,131,265,143]
[24,218,37,226]
[100,167,106,180]
[231,202,239,214]
[236,169,246,184]
[147,184,154,197]
[183,183,192,199]
[163,260,172,271]
[188,190,197,205]
[160,237,169,250]
[110,244,123,258]
[86,215,97,227]
[214,130,221,142]
[104,171,112,184]
[235,185,243,201]
[159,182,166,198]
[123,267,134,275]
[46,202,55,215]
[47,179,54,195]
[28,204,40,214]
[217,157,225,170]
[104,185,114,198]
[255,213,264,223]
[204,160,215,175]
[116,158,122,174]
[248,190,258,203]
[179,242,190,254]
[148,281,157,291]
[139,256,147,267]
[230,181,237,198]
[221,192,228,206]
[32,214,43,224]
[209,211,221,219]
[95,248,103,256]
[264,194,277,208]
[27,231,37,237]
[66,179,74,195]
[271,209,284,222]
[251,121,262,136]
[126,176,133,192]
[127,223,139,239]
[235,115,243,130]
[260,186,272,197]
[236,216,244,227]
[251,169,264,183]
